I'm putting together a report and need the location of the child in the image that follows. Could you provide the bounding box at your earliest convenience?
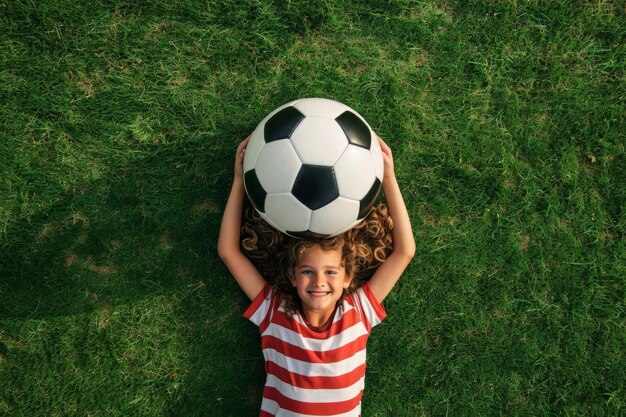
[218,134,415,416]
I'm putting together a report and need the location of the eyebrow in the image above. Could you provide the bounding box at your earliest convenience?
[297,265,343,269]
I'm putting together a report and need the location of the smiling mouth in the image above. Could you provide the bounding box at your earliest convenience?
[308,291,331,297]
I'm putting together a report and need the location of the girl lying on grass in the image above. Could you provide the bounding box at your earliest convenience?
[218,134,415,417]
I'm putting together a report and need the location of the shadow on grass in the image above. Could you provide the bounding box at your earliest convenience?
[0,134,266,415]
[1,141,221,317]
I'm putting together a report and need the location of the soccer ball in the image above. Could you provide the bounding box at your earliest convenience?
[243,98,384,239]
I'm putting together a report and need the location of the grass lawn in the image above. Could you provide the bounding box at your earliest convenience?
[1,0,624,416]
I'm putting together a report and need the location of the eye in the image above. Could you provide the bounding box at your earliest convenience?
[326,270,337,276]
[301,270,313,275]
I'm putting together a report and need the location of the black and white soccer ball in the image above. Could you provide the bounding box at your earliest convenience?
[243,98,384,239]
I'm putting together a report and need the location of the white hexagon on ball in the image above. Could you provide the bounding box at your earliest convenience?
[334,145,376,200]
[293,98,351,119]
[334,218,364,237]
[309,197,360,236]
[290,117,348,166]
[265,193,312,233]
[255,140,302,193]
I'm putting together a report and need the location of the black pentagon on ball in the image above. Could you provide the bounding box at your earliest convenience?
[358,178,382,220]
[292,165,339,211]
[264,106,305,142]
[244,169,267,213]
[335,111,371,149]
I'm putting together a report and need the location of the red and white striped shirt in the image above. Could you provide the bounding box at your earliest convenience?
[244,283,386,417]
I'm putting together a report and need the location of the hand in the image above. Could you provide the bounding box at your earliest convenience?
[377,134,395,182]
[234,135,251,180]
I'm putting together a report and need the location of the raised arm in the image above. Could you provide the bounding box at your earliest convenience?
[367,136,416,302]
[217,136,268,300]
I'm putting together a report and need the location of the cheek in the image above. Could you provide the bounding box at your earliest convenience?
[292,275,307,289]
[330,276,348,289]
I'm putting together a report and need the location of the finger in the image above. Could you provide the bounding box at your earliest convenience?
[238,135,252,151]
[377,136,392,157]
[376,134,390,150]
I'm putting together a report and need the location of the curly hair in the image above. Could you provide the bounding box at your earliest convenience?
[241,202,394,316]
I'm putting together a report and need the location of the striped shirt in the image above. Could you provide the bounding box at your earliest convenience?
[244,283,386,417]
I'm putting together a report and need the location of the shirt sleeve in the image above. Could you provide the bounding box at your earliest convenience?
[243,284,275,328]
[354,283,387,331]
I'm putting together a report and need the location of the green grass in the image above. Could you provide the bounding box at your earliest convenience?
[1,0,624,415]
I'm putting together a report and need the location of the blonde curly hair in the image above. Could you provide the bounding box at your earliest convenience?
[241,203,393,316]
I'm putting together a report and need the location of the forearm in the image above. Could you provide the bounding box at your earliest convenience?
[367,174,415,302]
[217,136,267,300]
[217,177,245,258]
[383,176,416,258]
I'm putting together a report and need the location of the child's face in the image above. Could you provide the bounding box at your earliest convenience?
[292,245,352,316]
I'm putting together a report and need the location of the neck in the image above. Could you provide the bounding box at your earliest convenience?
[300,303,337,329]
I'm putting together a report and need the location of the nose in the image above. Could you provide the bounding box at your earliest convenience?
[311,273,327,287]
